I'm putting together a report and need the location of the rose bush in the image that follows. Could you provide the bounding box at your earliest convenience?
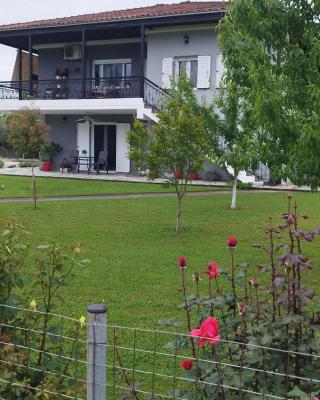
[163,194,320,399]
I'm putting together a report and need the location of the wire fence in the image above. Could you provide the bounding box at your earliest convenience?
[0,303,319,399]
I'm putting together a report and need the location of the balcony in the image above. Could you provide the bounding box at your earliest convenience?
[0,77,166,113]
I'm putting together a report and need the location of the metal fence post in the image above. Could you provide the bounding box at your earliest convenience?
[87,304,107,400]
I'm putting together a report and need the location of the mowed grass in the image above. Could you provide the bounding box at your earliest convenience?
[0,175,227,198]
[0,190,319,329]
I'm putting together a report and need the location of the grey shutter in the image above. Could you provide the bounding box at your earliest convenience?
[161,57,173,89]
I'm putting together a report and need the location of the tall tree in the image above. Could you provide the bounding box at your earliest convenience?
[218,0,320,189]
[128,76,218,233]
[215,82,260,209]
[7,108,48,209]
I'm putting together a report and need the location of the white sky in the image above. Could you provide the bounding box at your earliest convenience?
[0,0,218,80]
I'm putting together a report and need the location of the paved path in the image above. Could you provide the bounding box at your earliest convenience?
[0,190,279,203]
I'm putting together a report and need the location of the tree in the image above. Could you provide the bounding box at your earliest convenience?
[128,76,218,233]
[218,0,320,190]
[7,108,49,209]
[216,82,260,209]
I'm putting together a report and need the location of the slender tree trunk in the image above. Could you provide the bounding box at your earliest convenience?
[231,173,238,209]
[32,160,37,210]
[176,195,182,234]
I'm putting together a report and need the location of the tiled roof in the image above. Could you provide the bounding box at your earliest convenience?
[0,1,229,31]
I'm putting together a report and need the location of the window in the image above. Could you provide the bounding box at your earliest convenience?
[175,58,198,88]
[93,59,132,87]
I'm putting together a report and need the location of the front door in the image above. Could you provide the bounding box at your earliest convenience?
[107,125,116,171]
[94,125,117,171]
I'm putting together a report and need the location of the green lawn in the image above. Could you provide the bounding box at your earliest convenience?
[0,190,318,328]
[0,175,227,197]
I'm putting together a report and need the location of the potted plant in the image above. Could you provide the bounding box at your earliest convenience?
[41,142,63,172]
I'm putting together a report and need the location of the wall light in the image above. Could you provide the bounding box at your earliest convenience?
[184,34,189,45]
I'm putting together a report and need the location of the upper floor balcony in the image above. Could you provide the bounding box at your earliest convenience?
[0,76,167,114]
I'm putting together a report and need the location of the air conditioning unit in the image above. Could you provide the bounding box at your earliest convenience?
[64,44,82,61]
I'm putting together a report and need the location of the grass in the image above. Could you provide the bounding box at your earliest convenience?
[0,190,318,328]
[0,175,227,198]
[0,188,319,396]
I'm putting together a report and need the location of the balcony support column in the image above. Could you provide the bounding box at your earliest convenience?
[140,24,145,99]
[82,29,87,98]
[18,49,23,100]
[28,35,33,95]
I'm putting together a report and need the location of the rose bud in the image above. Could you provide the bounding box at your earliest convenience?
[178,256,187,269]
[180,359,193,370]
[227,236,237,248]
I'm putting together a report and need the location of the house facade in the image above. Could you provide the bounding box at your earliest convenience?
[0,1,229,175]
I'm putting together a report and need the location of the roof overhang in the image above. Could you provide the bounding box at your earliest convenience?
[0,11,225,51]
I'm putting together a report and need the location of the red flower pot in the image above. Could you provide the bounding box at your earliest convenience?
[175,170,182,179]
[41,161,52,172]
[189,172,198,181]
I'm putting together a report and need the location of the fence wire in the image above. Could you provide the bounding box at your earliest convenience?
[0,303,319,400]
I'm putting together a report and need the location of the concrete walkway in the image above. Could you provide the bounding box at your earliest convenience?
[0,190,279,203]
[0,163,312,192]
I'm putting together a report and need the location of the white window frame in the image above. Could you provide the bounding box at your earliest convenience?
[92,59,132,88]
[174,56,198,89]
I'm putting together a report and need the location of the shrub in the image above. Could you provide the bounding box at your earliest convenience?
[0,218,89,398]
[0,159,4,168]
[166,193,320,399]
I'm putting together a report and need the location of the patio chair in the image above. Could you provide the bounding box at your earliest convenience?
[60,151,79,173]
[93,150,108,175]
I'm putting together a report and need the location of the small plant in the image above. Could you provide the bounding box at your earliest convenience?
[41,142,62,162]
[164,193,320,399]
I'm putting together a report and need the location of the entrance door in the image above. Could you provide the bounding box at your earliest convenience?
[94,125,104,163]
[107,125,116,171]
[94,125,117,171]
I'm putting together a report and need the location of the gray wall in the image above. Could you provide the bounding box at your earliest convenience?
[38,43,141,81]
[46,114,133,169]
[146,27,220,104]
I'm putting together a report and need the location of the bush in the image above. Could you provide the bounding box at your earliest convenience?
[0,218,89,398]
[18,160,40,168]
[165,193,320,399]
[0,159,4,168]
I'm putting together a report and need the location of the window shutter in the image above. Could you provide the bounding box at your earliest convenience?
[215,54,225,88]
[197,56,211,89]
[161,57,173,89]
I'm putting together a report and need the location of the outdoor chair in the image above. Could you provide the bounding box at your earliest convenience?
[60,151,79,173]
[93,150,108,175]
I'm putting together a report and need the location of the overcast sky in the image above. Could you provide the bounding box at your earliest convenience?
[0,0,217,80]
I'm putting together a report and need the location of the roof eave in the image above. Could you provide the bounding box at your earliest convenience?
[0,9,226,36]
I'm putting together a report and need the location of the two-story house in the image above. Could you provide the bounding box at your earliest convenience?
[0,1,229,174]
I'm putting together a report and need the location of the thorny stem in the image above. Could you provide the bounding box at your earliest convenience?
[268,218,277,322]
[114,334,140,400]
[230,248,236,317]
[212,345,225,400]
[195,279,200,319]
[181,268,196,358]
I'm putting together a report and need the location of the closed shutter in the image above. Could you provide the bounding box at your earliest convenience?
[161,57,173,89]
[116,123,131,173]
[215,54,225,88]
[197,56,211,89]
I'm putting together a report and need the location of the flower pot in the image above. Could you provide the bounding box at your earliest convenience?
[41,161,52,172]
[189,172,199,181]
[175,170,182,179]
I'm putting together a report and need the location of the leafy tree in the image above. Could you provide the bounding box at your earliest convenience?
[7,108,49,209]
[218,0,320,190]
[216,81,260,209]
[128,76,218,233]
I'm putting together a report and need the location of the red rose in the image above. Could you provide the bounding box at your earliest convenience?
[180,359,193,370]
[190,317,220,347]
[227,236,237,248]
[205,262,219,279]
[178,256,187,269]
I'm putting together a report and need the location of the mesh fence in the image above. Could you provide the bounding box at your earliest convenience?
[0,303,319,399]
